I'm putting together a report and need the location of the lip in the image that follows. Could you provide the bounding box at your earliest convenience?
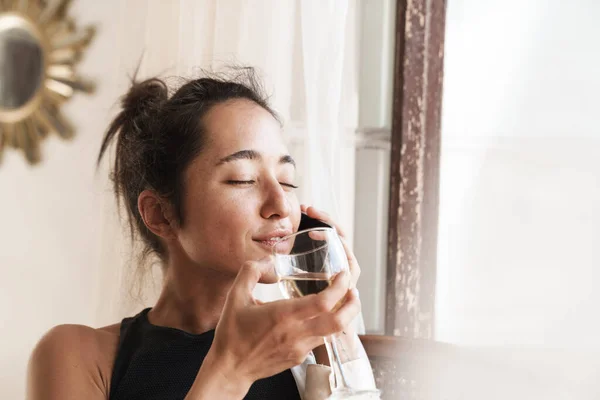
[253,229,293,242]
[253,229,293,249]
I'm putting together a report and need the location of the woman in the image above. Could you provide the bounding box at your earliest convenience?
[27,69,372,399]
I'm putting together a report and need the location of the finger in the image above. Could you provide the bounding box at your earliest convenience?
[231,257,275,302]
[289,337,326,365]
[305,206,347,238]
[304,336,328,354]
[305,230,349,263]
[303,289,361,337]
[287,271,350,320]
[257,255,279,284]
[307,228,360,288]
[300,204,308,213]
[308,230,327,241]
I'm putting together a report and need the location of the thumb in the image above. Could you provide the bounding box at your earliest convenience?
[231,257,275,302]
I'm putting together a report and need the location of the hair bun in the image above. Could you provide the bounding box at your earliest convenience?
[121,78,168,122]
[97,78,168,166]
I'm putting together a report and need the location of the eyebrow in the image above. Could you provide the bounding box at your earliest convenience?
[216,149,296,168]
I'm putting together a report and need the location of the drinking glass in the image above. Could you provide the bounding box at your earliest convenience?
[273,227,380,399]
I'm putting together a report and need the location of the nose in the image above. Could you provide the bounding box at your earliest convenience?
[260,179,291,220]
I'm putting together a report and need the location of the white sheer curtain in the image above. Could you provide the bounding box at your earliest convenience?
[95,0,359,324]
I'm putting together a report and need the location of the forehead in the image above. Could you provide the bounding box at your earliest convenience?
[202,99,287,160]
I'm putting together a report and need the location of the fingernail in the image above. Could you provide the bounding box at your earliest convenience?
[352,288,360,299]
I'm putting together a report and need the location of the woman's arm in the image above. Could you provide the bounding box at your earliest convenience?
[184,348,252,400]
[27,325,108,400]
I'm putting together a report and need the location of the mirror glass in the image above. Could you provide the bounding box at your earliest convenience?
[0,17,43,110]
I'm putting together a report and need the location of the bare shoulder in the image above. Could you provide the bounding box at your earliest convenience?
[27,323,121,400]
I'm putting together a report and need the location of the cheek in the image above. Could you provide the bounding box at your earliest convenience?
[210,197,254,235]
[176,204,243,271]
[186,191,252,239]
[288,194,301,231]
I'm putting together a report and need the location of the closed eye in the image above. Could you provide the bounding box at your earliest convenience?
[226,180,298,189]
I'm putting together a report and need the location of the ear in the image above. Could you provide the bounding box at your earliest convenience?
[138,190,178,240]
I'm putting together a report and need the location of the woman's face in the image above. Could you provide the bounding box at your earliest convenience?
[174,99,301,278]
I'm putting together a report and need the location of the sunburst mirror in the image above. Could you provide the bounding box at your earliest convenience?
[0,0,94,165]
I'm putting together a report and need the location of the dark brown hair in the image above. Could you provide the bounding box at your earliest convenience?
[98,67,279,266]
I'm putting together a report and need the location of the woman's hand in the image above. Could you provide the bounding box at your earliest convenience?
[186,257,361,400]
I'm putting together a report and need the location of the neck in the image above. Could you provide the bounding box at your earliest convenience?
[148,258,235,335]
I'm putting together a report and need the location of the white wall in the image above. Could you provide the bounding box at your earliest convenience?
[0,1,128,397]
[436,0,600,395]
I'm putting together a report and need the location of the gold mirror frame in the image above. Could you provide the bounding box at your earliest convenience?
[0,0,94,165]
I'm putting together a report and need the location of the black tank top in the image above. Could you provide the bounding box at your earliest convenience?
[109,308,301,400]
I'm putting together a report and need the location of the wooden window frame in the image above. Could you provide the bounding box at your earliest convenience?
[385,0,447,338]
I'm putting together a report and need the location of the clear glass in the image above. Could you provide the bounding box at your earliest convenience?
[273,227,381,399]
